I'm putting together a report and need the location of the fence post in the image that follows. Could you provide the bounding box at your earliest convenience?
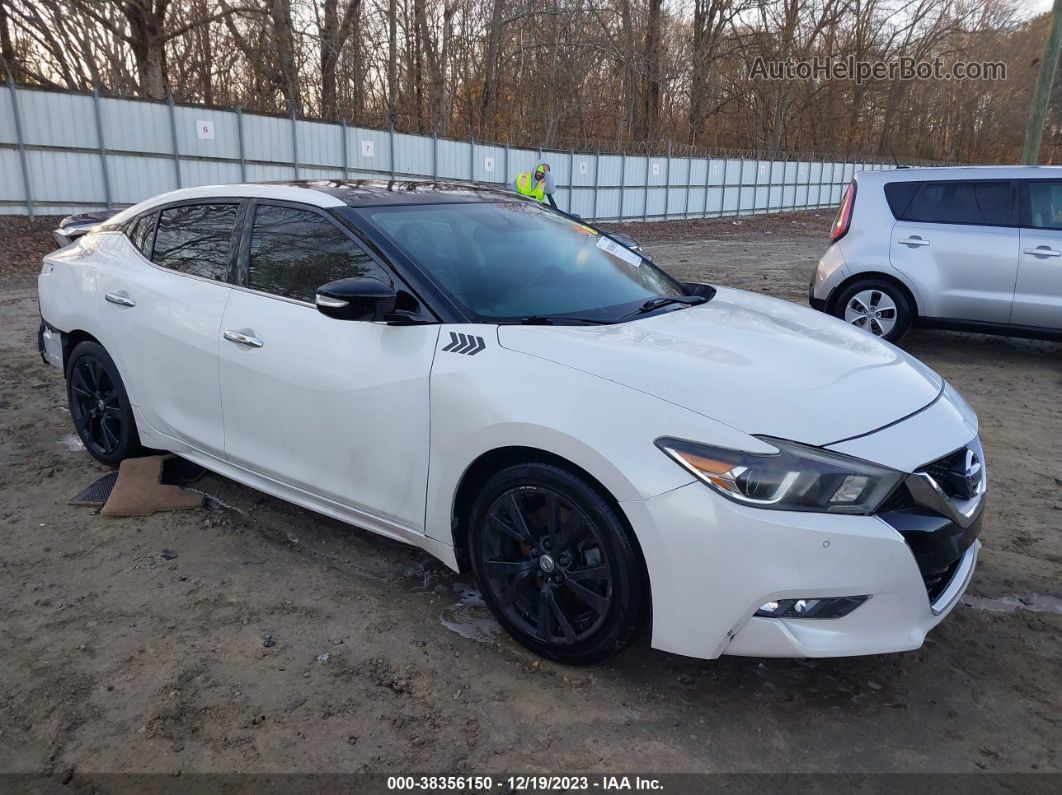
[389,123,395,179]
[167,93,181,189]
[703,157,711,219]
[236,105,247,182]
[90,89,112,209]
[722,159,730,218]
[568,149,575,213]
[663,141,671,221]
[683,150,692,219]
[6,77,34,218]
[642,150,650,222]
[592,148,600,222]
[804,156,813,210]
[619,150,626,223]
[753,157,762,216]
[340,119,348,179]
[503,142,509,185]
[433,132,439,180]
[290,107,299,179]
[469,134,475,181]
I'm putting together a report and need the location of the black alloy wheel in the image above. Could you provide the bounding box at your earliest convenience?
[66,341,142,466]
[469,463,648,664]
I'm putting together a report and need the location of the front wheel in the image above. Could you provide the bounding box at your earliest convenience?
[832,279,913,342]
[468,463,648,665]
[66,341,143,466]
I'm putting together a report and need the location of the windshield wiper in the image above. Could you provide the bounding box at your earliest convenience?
[504,315,611,325]
[615,295,707,321]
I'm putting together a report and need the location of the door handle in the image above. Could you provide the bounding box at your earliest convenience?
[1023,246,1062,257]
[104,291,135,307]
[223,330,264,348]
[898,236,930,247]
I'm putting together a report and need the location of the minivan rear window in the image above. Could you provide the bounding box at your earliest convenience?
[886,181,1011,226]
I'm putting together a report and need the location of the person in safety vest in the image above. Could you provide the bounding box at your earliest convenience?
[511,162,557,208]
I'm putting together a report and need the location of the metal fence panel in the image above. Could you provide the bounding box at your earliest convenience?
[17,90,95,149]
[0,85,896,217]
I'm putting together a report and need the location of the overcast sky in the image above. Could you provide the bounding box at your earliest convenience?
[1026,0,1055,14]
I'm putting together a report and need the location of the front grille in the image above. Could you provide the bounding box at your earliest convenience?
[878,439,983,604]
[921,557,962,603]
[918,448,967,499]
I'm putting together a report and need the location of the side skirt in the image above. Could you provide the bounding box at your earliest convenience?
[130,407,459,571]
[917,316,1062,342]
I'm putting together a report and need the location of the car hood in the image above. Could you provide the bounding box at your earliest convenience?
[496,286,943,447]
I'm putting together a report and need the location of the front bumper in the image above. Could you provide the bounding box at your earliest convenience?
[621,481,979,660]
[39,319,63,369]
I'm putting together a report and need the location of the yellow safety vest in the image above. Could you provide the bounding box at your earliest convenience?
[516,170,546,201]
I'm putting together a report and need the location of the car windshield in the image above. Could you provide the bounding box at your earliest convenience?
[350,201,687,322]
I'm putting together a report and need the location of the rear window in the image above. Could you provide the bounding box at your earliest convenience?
[125,212,157,256]
[886,181,1011,226]
[151,203,239,281]
[883,183,919,218]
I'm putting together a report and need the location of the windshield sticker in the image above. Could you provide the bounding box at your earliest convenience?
[596,236,642,267]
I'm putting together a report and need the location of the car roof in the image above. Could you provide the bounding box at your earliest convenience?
[270,179,523,207]
[855,165,1062,184]
[130,179,522,211]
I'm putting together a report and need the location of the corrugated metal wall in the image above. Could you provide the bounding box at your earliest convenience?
[0,84,894,219]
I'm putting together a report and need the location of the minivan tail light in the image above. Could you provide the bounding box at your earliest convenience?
[831,181,856,242]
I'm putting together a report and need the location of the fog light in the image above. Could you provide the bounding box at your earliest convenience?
[755,595,868,619]
[758,600,781,615]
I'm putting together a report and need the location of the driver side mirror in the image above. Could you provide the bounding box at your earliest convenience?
[315,277,396,321]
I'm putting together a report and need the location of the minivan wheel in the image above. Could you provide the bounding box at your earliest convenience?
[832,279,913,342]
[66,341,143,466]
[468,463,648,665]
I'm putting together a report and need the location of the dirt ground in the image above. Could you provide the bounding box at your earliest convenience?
[0,213,1059,781]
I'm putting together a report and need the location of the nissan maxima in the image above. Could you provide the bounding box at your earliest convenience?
[37,180,985,664]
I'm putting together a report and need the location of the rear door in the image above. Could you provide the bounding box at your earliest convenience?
[218,201,439,530]
[888,180,1017,323]
[1015,180,1062,329]
[97,202,241,456]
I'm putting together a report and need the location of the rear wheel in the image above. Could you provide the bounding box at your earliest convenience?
[66,341,143,466]
[832,279,913,342]
[468,463,648,665]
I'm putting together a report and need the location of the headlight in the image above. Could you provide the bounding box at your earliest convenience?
[655,436,904,514]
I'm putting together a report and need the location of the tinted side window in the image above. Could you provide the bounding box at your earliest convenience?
[152,204,239,280]
[1024,182,1062,230]
[126,211,157,256]
[248,205,390,302]
[883,183,919,218]
[901,181,1011,226]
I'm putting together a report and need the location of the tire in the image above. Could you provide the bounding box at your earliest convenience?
[65,341,144,466]
[831,278,914,343]
[468,462,648,665]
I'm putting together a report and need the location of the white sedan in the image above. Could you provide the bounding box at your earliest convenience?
[37,180,985,664]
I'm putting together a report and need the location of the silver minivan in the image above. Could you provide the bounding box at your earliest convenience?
[810,166,1062,342]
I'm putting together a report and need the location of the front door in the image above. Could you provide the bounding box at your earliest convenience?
[218,202,438,531]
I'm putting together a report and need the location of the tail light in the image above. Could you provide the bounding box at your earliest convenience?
[830,181,856,242]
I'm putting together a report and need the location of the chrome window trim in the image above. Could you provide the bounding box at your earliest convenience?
[119,234,238,293]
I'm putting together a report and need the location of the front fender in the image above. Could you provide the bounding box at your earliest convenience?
[423,336,769,546]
